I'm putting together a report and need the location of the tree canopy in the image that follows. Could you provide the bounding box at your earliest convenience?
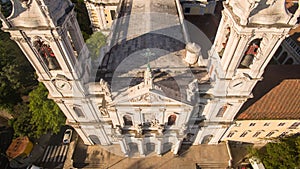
[249,134,300,169]
[0,27,36,113]
[13,83,66,138]
[86,32,106,60]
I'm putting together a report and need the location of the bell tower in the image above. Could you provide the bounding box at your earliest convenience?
[0,0,111,145]
[214,0,298,80]
[195,0,299,144]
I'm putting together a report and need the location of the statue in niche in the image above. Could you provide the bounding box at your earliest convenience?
[157,124,164,134]
[99,79,112,101]
[33,38,60,70]
[136,124,143,135]
[115,125,122,135]
[150,119,160,127]
[99,106,109,117]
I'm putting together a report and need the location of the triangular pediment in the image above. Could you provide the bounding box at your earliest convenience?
[113,89,190,106]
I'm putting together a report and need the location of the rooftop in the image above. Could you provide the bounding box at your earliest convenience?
[97,0,209,102]
[237,65,300,120]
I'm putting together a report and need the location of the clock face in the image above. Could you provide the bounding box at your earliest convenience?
[54,79,72,91]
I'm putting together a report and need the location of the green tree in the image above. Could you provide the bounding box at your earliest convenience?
[11,104,36,138]
[86,32,106,60]
[71,0,93,40]
[249,135,300,169]
[27,83,66,138]
[0,29,37,113]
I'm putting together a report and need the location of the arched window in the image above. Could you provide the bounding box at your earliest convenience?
[239,39,262,68]
[278,52,288,64]
[216,105,227,117]
[33,38,61,70]
[73,107,85,118]
[167,114,177,125]
[89,135,101,144]
[201,135,213,144]
[123,115,133,126]
[273,46,282,59]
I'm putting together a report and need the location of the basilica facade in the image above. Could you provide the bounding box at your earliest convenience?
[1,0,299,157]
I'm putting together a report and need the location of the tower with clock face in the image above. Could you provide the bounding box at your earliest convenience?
[0,0,113,145]
[194,0,299,144]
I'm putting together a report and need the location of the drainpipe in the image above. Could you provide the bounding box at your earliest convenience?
[225,140,233,168]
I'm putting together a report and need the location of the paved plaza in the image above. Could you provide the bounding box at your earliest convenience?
[71,138,230,169]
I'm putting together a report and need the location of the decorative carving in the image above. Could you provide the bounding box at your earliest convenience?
[129,93,168,103]
[150,119,160,127]
[45,36,55,42]
[157,124,164,134]
[99,79,112,102]
[136,124,143,135]
[10,37,26,43]
[115,125,122,135]
[179,123,188,135]
[99,106,109,117]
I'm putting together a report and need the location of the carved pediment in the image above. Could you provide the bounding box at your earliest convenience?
[129,92,172,103]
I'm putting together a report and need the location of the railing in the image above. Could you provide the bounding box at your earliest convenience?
[284,37,300,56]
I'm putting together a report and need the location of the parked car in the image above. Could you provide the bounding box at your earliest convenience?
[26,164,42,169]
[62,129,72,144]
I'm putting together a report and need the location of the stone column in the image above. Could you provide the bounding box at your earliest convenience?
[222,30,240,76]
[119,138,129,157]
[173,139,182,155]
[73,125,92,145]
[137,139,145,157]
[226,34,250,78]
[156,139,163,156]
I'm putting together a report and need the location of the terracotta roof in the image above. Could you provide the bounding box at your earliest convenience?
[6,136,33,159]
[237,65,300,120]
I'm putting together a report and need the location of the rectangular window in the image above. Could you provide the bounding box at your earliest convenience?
[240,131,248,137]
[249,123,256,126]
[278,132,288,138]
[266,131,275,137]
[252,131,261,137]
[184,7,191,13]
[278,123,285,126]
[110,10,116,20]
[227,132,235,138]
[288,122,300,129]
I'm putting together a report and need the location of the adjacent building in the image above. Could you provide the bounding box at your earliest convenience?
[222,65,300,144]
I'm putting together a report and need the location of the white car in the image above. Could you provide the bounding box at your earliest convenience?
[27,165,42,169]
[63,129,72,144]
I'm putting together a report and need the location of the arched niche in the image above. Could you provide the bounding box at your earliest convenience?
[201,134,213,144]
[167,114,177,125]
[239,38,262,68]
[33,37,61,70]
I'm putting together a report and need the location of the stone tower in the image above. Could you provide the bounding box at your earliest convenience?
[0,0,112,145]
[196,0,299,144]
